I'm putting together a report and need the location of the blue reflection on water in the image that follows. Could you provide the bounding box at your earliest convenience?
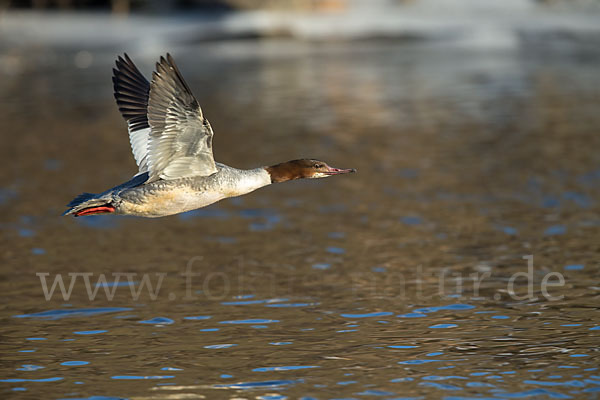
[253,366,319,372]
[544,225,566,236]
[397,304,474,320]
[523,380,585,387]
[413,304,475,313]
[422,375,466,380]
[498,226,518,235]
[356,389,396,396]
[111,375,174,380]
[19,228,35,237]
[267,303,315,308]
[57,397,126,400]
[494,388,572,398]
[400,215,423,225]
[467,381,496,388]
[183,315,212,320]
[219,319,279,324]
[398,313,427,318]
[16,365,44,371]
[214,380,298,389]
[562,191,592,208]
[138,317,174,325]
[420,381,462,390]
[204,344,237,349]
[240,208,281,231]
[60,361,89,366]
[429,324,458,329]
[390,377,414,382]
[564,264,584,271]
[341,312,393,318]
[0,377,63,382]
[398,360,442,365]
[14,307,132,320]
[222,299,268,305]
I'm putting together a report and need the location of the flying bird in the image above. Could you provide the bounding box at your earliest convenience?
[64,54,355,218]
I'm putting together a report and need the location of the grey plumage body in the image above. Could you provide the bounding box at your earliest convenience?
[81,164,270,218]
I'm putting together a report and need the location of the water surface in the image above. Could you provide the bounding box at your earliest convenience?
[1,32,599,399]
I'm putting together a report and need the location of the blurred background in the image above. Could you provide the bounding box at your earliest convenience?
[1,1,600,399]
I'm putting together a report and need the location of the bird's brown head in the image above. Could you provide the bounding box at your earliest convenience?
[266,159,356,183]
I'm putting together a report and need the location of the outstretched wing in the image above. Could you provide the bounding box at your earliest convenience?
[112,54,151,174]
[145,54,217,181]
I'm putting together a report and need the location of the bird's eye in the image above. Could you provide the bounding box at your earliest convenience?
[314,164,323,169]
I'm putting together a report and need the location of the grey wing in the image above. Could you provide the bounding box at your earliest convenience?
[112,54,151,174]
[146,54,217,182]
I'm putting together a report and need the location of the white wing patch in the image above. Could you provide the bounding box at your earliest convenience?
[145,54,217,181]
[112,54,152,174]
[128,126,150,173]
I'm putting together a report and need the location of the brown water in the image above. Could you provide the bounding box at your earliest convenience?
[1,40,599,399]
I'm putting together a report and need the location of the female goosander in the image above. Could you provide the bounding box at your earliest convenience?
[64,53,355,218]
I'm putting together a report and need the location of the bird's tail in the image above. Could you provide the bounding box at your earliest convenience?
[63,193,115,217]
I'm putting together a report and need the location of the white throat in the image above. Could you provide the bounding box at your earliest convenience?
[230,167,272,196]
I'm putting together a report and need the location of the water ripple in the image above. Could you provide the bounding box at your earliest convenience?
[253,366,319,372]
[419,381,462,390]
[413,304,475,314]
[495,388,572,398]
[214,380,298,389]
[60,361,89,366]
[14,307,132,320]
[138,317,174,325]
[429,324,459,329]
[111,375,174,380]
[204,344,237,349]
[16,365,44,371]
[183,315,212,320]
[219,319,279,324]
[341,312,394,318]
[0,377,63,382]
